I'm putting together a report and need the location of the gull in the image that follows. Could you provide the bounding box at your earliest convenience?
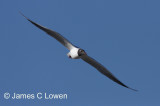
[20,12,137,91]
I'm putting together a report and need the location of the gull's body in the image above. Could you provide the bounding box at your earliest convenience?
[20,13,137,91]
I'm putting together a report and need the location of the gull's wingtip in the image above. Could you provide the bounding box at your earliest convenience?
[19,11,30,21]
[128,87,138,92]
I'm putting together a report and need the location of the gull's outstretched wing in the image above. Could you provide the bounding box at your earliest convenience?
[20,13,75,50]
[81,55,137,91]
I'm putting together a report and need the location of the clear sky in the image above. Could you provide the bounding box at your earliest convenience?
[1,0,160,106]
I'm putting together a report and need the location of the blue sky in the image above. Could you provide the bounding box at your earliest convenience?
[1,0,160,105]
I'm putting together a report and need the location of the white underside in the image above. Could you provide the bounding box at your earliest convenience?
[67,47,80,59]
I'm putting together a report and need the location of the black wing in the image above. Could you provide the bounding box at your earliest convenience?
[81,55,137,91]
[20,12,75,50]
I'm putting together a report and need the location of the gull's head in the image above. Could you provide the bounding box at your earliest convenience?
[67,48,86,59]
[78,49,86,56]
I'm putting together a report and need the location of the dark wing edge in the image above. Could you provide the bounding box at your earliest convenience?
[19,12,75,50]
[81,55,138,91]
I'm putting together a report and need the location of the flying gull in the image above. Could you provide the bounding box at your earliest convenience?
[20,12,137,91]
